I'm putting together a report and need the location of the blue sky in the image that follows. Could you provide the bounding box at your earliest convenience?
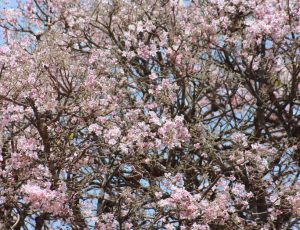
[0,0,16,43]
[0,0,18,9]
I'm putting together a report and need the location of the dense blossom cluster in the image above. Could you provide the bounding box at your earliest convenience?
[0,0,299,229]
[21,182,70,216]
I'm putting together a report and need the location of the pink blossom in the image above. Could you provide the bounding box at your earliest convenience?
[88,123,102,136]
[158,116,190,149]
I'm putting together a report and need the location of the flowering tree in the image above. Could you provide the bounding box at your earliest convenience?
[0,0,299,229]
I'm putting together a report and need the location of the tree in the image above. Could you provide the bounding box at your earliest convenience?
[0,0,299,229]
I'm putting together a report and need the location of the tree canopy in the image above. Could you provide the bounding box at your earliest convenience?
[0,0,299,229]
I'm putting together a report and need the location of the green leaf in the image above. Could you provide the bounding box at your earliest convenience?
[68,133,75,140]
[273,79,282,88]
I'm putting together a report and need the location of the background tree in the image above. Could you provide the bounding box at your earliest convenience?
[0,0,299,229]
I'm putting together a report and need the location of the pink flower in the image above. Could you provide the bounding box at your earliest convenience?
[105,126,121,145]
[158,116,190,149]
[148,111,161,125]
[149,73,158,80]
[231,132,247,147]
[88,124,102,136]
[21,182,70,216]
